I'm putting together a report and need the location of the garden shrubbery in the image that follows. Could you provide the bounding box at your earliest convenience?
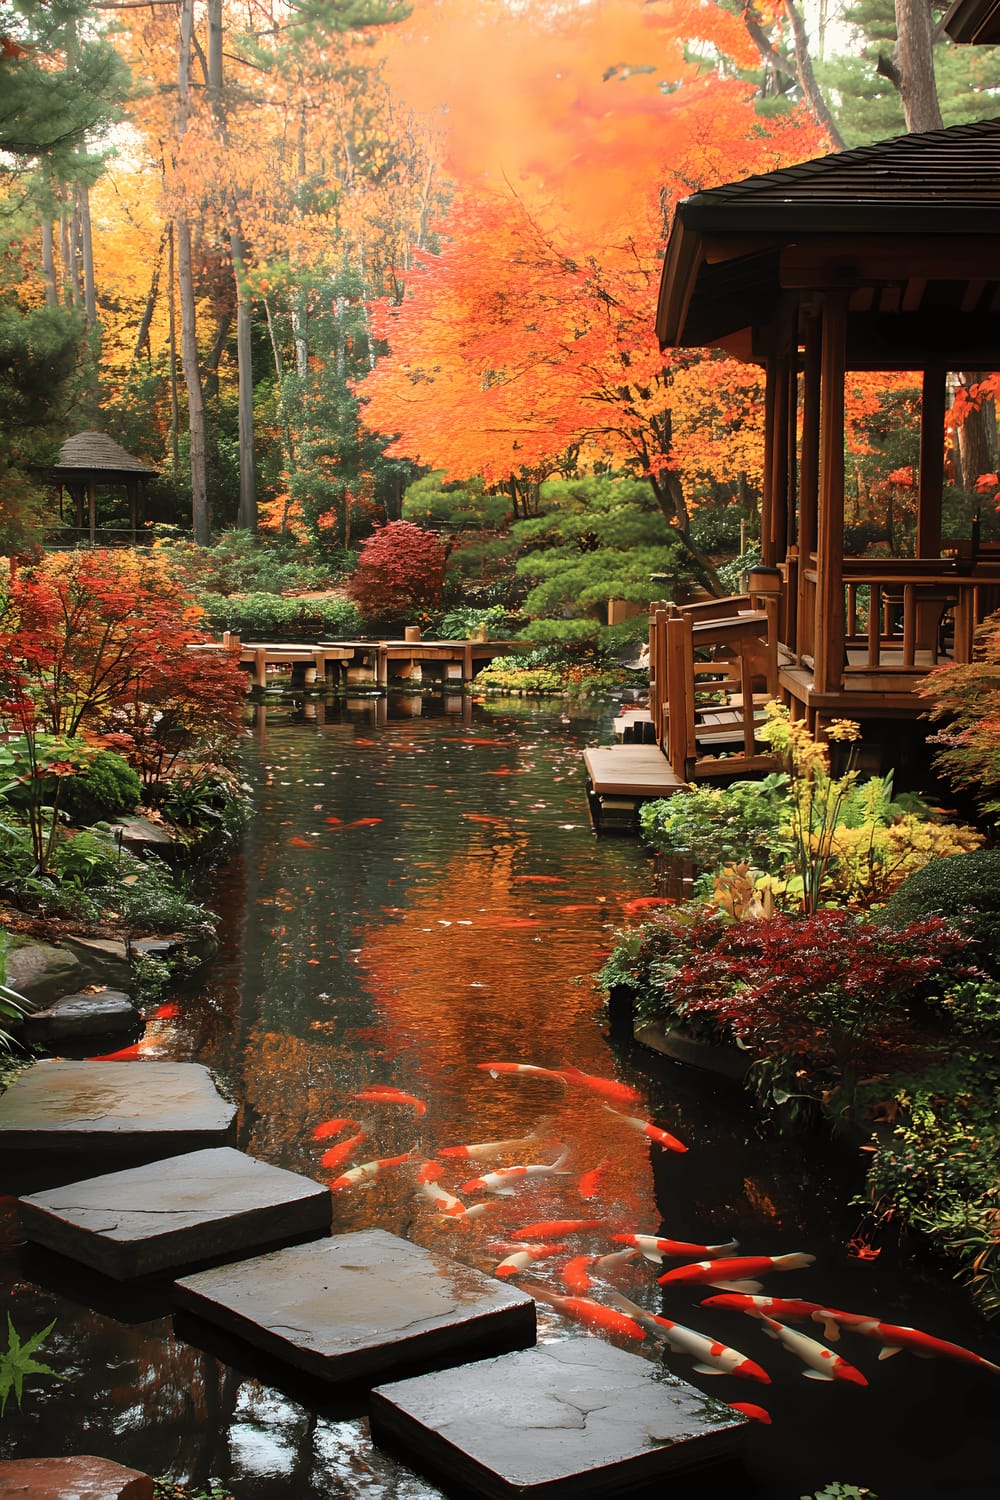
[196,591,361,640]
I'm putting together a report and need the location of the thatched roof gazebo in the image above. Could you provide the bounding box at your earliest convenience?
[50,432,158,545]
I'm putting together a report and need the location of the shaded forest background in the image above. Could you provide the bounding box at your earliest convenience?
[4,0,1000,630]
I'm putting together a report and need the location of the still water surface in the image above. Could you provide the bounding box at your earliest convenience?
[3,693,999,1500]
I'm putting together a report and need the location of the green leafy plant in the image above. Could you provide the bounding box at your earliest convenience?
[197,591,361,640]
[0,1316,64,1415]
[639,774,791,873]
[804,1486,878,1500]
[882,850,1000,975]
[153,1481,235,1500]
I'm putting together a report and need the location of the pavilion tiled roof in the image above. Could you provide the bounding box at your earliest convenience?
[53,431,157,478]
[657,118,1000,352]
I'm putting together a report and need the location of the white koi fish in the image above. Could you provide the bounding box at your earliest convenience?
[613,1233,740,1265]
[757,1314,868,1385]
[437,1121,552,1161]
[493,1243,569,1279]
[607,1293,771,1384]
[329,1150,420,1191]
[460,1149,572,1197]
[476,1062,567,1084]
[813,1311,1000,1372]
[592,1246,642,1275]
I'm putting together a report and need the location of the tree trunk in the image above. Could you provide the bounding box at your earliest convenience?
[177,0,209,544]
[782,0,847,149]
[76,181,97,329]
[894,0,944,133]
[133,231,165,364]
[41,220,58,306]
[167,220,181,477]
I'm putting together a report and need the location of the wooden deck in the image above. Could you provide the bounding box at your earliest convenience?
[188,637,526,690]
[582,744,687,832]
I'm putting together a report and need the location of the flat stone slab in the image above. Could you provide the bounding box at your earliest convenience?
[0,1061,237,1174]
[23,989,140,1044]
[174,1228,536,1385]
[18,1146,332,1279]
[0,1455,153,1499]
[370,1339,748,1500]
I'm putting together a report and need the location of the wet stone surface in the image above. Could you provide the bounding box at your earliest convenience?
[22,990,140,1045]
[0,1454,153,1498]
[174,1227,536,1385]
[0,1061,237,1188]
[18,1146,332,1279]
[369,1337,748,1500]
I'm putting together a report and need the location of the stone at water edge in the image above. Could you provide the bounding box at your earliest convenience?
[0,1454,153,1498]
[23,990,140,1045]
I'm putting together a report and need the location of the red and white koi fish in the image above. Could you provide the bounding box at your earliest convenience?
[603,1106,687,1154]
[476,1062,567,1084]
[320,1130,366,1171]
[460,1149,572,1197]
[702,1293,833,1324]
[757,1314,868,1385]
[493,1243,569,1279]
[352,1087,426,1115]
[416,1160,468,1217]
[521,1281,647,1342]
[812,1311,1000,1372]
[607,1293,770,1383]
[437,1124,551,1160]
[728,1403,772,1425]
[559,1064,642,1106]
[512,1219,604,1241]
[658,1252,816,1293]
[613,1233,740,1265]
[329,1150,419,1191]
[312,1117,360,1141]
[561,1255,597,1294]
[577,1158,611,1201]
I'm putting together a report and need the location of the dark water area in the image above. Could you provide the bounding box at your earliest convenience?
[3,691,1000,1500]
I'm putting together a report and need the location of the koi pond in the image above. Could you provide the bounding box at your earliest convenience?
[2,692,999,1500]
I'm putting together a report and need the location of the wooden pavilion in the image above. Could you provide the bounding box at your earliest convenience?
[649,116,1000,780]
[48,431,157,545]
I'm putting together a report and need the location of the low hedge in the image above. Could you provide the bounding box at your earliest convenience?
[197,592,362,640]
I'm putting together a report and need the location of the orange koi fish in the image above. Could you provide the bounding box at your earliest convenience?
[603,1106,687,1153]
[329,1150,419,1191]
[153,1003,180,1019]
[620,896,670,916]
[576,1158,611,1202]
[324,816,342,825]
[607,1293,771,1383]
[512,1219,604,1242]
[476,1062,567,1084]
[561,1255,597,1294]
[288,836,315,848]
[312,1117,360,1141]
[347,817,382,827]
[493,1243,569,1279]
[320,1130,366,1171]
[758,1314,868,1385]
[462,813,506,825]
[812,1311,1000,1371]
[560,1064,642,1107]
[614,1233,739,1265]
[521,1282,647,1342]
[352,1087,426,1115]
[702,1293,831,1323]
[438,1125,550,1161]
[658,1253,816,1293]
[460,1149,572,1197]
[729,1403,772,1425]
[91,1042,145,1060]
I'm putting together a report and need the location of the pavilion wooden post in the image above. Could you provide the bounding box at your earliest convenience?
[917,367,946,557]
[87,479,97,544]
[813,293,847,704]
[796,310,822,668]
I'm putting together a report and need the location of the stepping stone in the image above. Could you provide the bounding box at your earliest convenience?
[174,1228,535,1385]
[18,1147,332,1279]
[0,1454,153,1499]
[22,989,140,1045]
[369,1338,749,1500]
[0,1061,237,1186]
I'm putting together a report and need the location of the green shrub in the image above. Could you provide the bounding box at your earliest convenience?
[882,849,1000,974]
[57,749,141,824]
[49,829,122,889]
[197,591,361,640]
[639,775,791,873]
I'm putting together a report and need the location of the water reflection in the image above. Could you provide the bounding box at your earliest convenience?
[3,693,1000,1500]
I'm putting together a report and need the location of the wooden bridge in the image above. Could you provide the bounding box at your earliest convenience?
[188,633,526,689]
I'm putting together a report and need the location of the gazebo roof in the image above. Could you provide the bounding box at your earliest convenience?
[657,117,1000,362]
[52,431,157,481]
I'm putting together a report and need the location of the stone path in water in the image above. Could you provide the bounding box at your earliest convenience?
[0,1060,748,1499]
